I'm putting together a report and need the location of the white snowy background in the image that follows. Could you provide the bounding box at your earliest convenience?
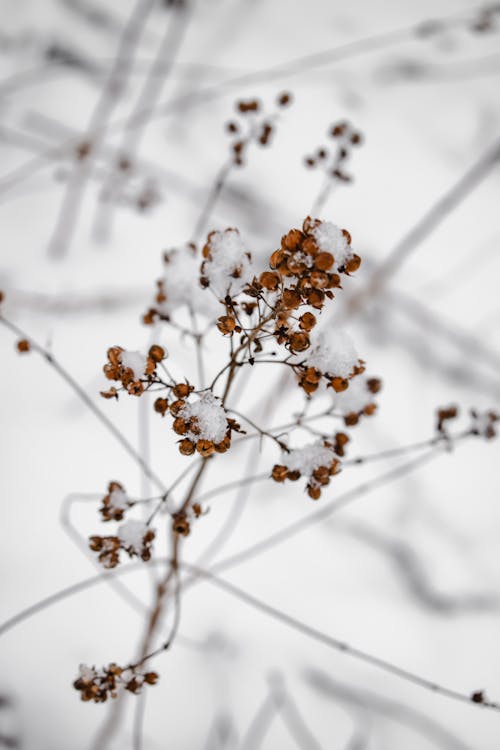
[1,0,500,748]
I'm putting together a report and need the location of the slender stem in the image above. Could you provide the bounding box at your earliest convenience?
[183,562,500,712]
[0,315,167,492]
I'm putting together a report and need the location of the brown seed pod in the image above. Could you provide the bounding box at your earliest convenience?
[259,271,280,290]
[16,339,30,353]
[271,464,288,482]
[154,397,169,415]
[148,345,165,363]
[329,377,349,393]
[100,387,118,400]
[310,270,329,289]
[307,289,325,309]
[299,312,317,332]
[217,315,236,335]
[307,485,321,500]
[300,379,319,395]
[367,377,382,394]
[172,417,188,435]
[282,289,302,310]
[344,412,359,427]
[127,381,144,396]
[269,249,287,269]
[289,332,310,353]
[179,439,195,456]
[341,228,351,244]
[314,252,334,271]
[107,346,123,367]
[196,440,215,457]
[303,216,321,234]
[281,229,303,251]
[172,513,190,536]
[215,435,231,453]
[301,236,319,256]
[277,91,292,107]
[344,254,361,273]
[173,383,192,399]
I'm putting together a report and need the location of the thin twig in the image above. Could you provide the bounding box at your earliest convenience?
[0,315,167,492]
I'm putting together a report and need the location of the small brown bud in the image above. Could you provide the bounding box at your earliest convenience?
[330,377,349,393]
[217,315,236,335]
[179,439,195,456]
[307,485,321,500]
[154,397,169,415]
[172,417,187,435]
[173,383,192,399]
[289,332,310,353]
[196,440,215,457]
[314,252,334,271]
[170,399,186,415]
[277,91,292,107]
[271,464,288,482]
[148,345,165,363]
[16,339,30,353]
[259,271,281,291]
[344,254,361,274]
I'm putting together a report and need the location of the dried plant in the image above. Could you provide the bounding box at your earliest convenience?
[2,3,500,748]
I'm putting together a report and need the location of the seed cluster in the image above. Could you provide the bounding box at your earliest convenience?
[168,389,243,457]
[253,216,364,392]
[305,120,363,183]
[225,92,292,167]
[102,345,166,397]
[89,524,155,569]
[74,663,158,703]
[272,440,343,500]
[99,480,131,522]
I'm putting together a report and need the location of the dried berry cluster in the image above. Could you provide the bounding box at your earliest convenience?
[266,216,360,305]
[436,404,459,435]
[169,390,243,457]
[226,92,292,166]
[172,502,206,537]
[89,522,155,568]
[200,228,253,292]
[254,217,364,392]
[99,480,131,522]
[470,408,498,440]
[341,377,382,425]
[305,120,363,183]
[101,344,166,397]
[272,441,342,500]
[436,405,499,440]
[74,663,158,703]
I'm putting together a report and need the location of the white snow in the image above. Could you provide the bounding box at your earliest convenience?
[203,228,254,298]
[108,486,129,511]
[312,221,351,269]
[285,441,337,475]
[331,375,374,414]
[120,350,148,379]
[306,329,358,378]
[118,520,149,554]
[78,664,96,682]
[179,392,228,444]
[160,244,218,318]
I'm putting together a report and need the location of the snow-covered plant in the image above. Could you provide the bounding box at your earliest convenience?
[1,58,500,749]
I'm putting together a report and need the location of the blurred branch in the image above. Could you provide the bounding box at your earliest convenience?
[350,136,500,315]
[333,517,500,614]
[305,669,472,750]
[0,314,167,492]
[47,0,155,258]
